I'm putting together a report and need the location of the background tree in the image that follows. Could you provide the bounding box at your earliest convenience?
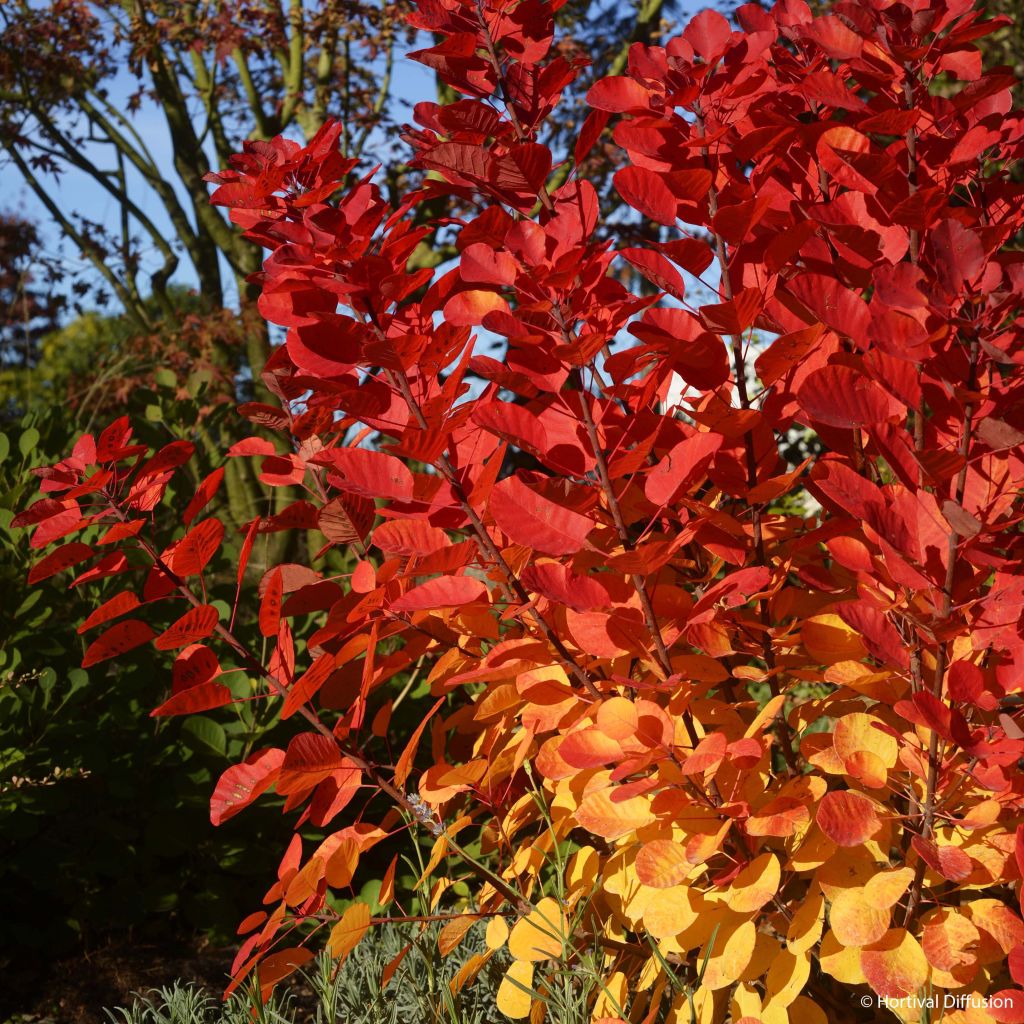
[0,212,64,420]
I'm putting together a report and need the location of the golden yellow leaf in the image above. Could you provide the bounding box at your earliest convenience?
[788,996,828,1024]
[786,891,824,955]
[829,888,890,947]
[728,853,780,914]
[592,969,628,1019]
[642,883,703,939]
[496,960,534,1019]
[763,949,810,1009]
[508,897,566,961]
[327,901,371,961]
[738,932,781,982]
[863,867,914,909]
[730,981,762,1021]
[833,712,898,767]
[700,919,757,990]
[860,928,928,999]
[815,847,876,899]
[819,929,866,985]
[486,915,510,950]
[802,614,867,664]
[565,845,600,893]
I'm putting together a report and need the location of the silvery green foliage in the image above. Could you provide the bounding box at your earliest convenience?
[106,922,506,1024]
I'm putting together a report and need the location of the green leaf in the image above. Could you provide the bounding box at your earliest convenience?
[18,427,39,457]
[154,367,177,390]
[181,716,226,757]
[0,431,9,464]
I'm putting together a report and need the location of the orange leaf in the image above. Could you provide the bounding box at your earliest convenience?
[816,790,883,847]
[327,902,371,961]
[635,840,690,889]
[574,789,655,840]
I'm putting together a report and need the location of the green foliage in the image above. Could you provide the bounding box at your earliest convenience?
[0,415,282,955]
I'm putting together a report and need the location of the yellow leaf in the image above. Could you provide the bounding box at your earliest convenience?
[763,949,810,1009]
[486,915,510,950]
[327,901,371,961]
[815,847,876,900]
[833,712,898,766]
[863,867,914,909]
[592,969,628,1019]
[860,928,928,999]
[786,891,824,955]
[788,996,828,1024]
[643,884,703,939]
[802,613,868,664]
[700,919,757,990]
[508,897,566,962]
[819,929,866,985]
[728,853,780,914]
[565,845,600,894]
[829,888,890,947]
[496,960,534,1019]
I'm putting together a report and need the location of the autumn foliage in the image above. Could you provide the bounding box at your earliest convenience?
[15,0,1024,1019]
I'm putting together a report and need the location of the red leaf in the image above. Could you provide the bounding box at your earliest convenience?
[614,166,677,226]
[154,605,220,651]
[683,8,732,59]
[77,591,141,634]
[798,366,902,428]
[227,438,277,458]
[372,519,448,556]
[12,498,69,529]
[471,402,549,459]
[699,288,762,335]
[28,541,93,584]
[489,475,593,556]
[260,568,284,638]
[460,243,516,287]
[911,836,973,881]
[210,749,285,825]
[318,448,414,502]
[82,619,155,668]
[164,519,225,577]
[575,108,610,165]
[620,249,686,300]
[787,274,870,344]
[151,681,232,717]
[586,76,652,114]
[645,433,722,506]
[172,644,221,693]
[318,495,374,545]
[391,575,488,612]
[816,790,883,847]
[281,652,337,720]
[521,562,612,612]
